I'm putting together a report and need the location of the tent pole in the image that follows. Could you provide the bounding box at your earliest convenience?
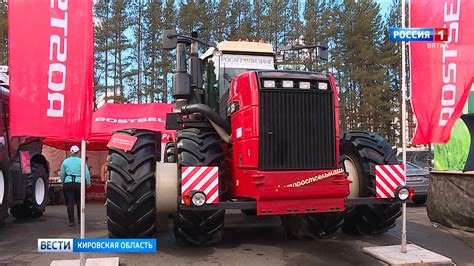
[80,140,86,265]
[401,0,408,254]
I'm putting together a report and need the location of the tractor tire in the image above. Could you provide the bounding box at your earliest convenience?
[174,128,225,246]
[164,141,176,163]
[107,129,158,238]
[0,158,11,227]
[281,212,344,239]
[10,163,48,219]
[340,131,402,235]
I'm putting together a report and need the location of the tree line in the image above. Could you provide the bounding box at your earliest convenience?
[0,0,413,145]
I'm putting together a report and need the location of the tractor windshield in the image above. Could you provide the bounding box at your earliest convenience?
[204,54,274,115]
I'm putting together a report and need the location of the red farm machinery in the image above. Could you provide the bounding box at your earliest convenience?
[0,66,50,228]
[105,31,407,246]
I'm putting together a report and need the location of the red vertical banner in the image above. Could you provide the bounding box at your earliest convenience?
[410,0,474,144]
[8,0,93,140]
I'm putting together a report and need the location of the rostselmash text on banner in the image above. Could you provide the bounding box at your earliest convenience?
[410,0,474,144]
[8,0,93,139]
[38,239,157,253]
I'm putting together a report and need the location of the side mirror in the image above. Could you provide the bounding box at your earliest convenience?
[318,41,328,61]
[162,29,177,50]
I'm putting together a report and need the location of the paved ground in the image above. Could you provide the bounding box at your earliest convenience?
[0,203,472,266]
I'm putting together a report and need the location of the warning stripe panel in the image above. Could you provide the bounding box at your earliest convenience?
[181,166,219,204]
[182,167,207,191]
[181,166,196,182]
[376,164,405,199]
[182,167,214,192]
[384,165,405,187]
[376,176,395,198]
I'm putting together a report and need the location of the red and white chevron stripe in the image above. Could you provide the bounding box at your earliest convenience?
[181,166,219,204]
[375,164,406,198]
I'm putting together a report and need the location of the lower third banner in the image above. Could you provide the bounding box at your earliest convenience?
[38,238,156,252]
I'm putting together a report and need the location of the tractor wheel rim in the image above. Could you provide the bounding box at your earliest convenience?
[343,156,360,198]
[35,178,45,205]
[0,170,4,205]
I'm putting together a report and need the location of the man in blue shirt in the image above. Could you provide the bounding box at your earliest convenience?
[60,145,91,226]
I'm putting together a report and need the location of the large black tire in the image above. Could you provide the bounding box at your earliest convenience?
[164,141,176,163]
[281,212,344,239]
[0,157,10,227]
[107,129,159,238]
[10,163,49,219]
[340,131,402,235]
[174,128,225,246]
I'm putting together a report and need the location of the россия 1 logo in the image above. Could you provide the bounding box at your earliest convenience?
[390,28,449,42]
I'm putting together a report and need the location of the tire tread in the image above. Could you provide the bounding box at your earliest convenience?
[174,128,225,246]
[107,129,158,238]
[340,131,402,235]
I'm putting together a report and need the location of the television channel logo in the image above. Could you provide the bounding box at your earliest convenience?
[38,239,73,252]
[38,238,157,253]
[390,28,449,42]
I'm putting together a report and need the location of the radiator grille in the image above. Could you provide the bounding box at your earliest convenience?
[259,88,336,170]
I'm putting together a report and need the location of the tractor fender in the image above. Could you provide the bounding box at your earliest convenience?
[155,162,178,230]
[9,152,49,204]
[30,154,50,177]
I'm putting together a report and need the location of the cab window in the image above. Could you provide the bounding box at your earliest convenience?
[203,57,220,112]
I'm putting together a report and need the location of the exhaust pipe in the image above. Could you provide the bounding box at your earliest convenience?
[181,104,231,135]
[208,120,232,144]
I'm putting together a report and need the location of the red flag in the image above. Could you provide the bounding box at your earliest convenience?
[410,0,474,144]
[8,0,93,140]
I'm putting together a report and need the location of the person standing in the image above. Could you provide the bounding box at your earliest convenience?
[100,155,109,205]
[60,145,91,226]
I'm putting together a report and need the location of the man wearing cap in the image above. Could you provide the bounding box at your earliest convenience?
[60,145,91,226]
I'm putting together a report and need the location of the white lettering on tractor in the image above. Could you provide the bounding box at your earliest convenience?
[439,0,460,126]
[47,0,68,118]
[284,168,345,188]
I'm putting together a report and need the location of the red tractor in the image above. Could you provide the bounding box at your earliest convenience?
[105,32,404,245]
[0,67,50,227]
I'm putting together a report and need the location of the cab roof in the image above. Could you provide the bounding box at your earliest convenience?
[201,41,275,60]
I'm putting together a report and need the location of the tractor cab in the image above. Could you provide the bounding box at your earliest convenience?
[201,41,275,115]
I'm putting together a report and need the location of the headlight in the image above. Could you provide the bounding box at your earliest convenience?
[299,81,311,89]
[263,80,275,88]
[318,82,328,90]
[282,80,294,88]
[395,186,410,202]
[191,191,207,207]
